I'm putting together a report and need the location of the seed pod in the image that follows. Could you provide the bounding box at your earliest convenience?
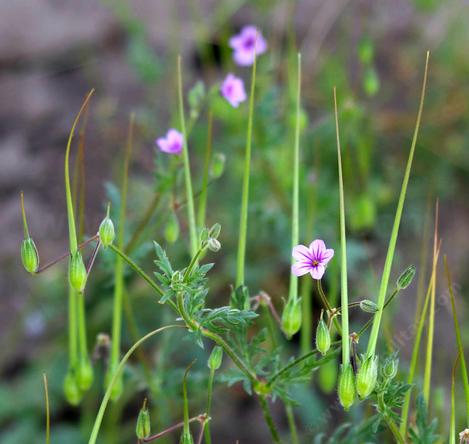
[21,238,39,274]
[356,354,378,399]
[316,318,331,355]
[208,346,223,371]
[210,153,226,179]
[76,357,94,391]
[164,211,180,244]
[63,370,81,406]
[359,299,379,314]
[69,251,87,292]
[397,265,416,290]
[382,355,399,380]
[338,364,355,411]
[98,206,115,247]
[180,431,194,444]
[136,399,151,440]
[207,237,221,252]
[281,298,302,339]
[363,66,380,97]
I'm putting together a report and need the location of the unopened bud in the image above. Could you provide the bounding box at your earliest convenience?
[359,299,379,314]
[338,364,355,411]
[69,251,87,292]
[136,398,151,440]
[208,223,221,239]
[99,205,115,247]
[164,211,180,244]
[397,265,416,290]
[382,355,398,380]
[207,237,221,252]
[208,346,223,370]
[281,298,302,339]
[63,370,81,406]
[76,357,94,391]
[21,238,39,274]
[210,153,226,179]
[315,318,331,355]
[356,354,378,399]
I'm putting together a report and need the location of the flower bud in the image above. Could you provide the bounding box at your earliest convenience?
[315,318,331,355]
[208,223,221,239]
[63,370,81,406]
[208,346,223,370]
[21,238,39,274]
[281,298,302,339]
[164,211,180,244]
[69,251,87,292]
[210,153,226,179]
[382,355,399,380]
[98,206,115,247]
[359,299,379,314]
[356,354,378,399]
[338,364,355,411]
[397,265,416,290]
[136,399,151,440]
[207,237,221,252]
[76,358,94,391]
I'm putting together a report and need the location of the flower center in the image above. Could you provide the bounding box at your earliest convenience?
[243,37,255,50]
[312,260,319,267]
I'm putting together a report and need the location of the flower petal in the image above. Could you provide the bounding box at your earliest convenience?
[310,264,325,280]
[292,245,312,261]
[320,248,335,264]
[309,239,326,258]
[292,262,311,277]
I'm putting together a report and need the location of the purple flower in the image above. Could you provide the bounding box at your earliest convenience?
[229,25,267,66]
[220,74,247,107]
[156,129,184,155]
[291,239,334,280]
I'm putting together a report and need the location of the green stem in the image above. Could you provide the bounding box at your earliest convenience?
[77,291,89,360]
[182,361,195,438]
[197,112,213,229]
[333,88,350,366]
[20,192,30,238]
[300,278,313,354]
[317,280,342,335]
[384,415,405,444]
[204,369,215,444]
[366,52,429,357]
[87,325,182,444]
[445,256,469,424]
[43,373,50,444]
[235,39,257,288]
[110,114,134,377]
[288,53,302,302]
[177,56,198,257]
[68,287,78,367]
[399,242,440,436]
[450,353,460,444]
[285,403,299,444]
[258,395,282,444]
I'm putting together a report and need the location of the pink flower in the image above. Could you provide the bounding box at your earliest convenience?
[229,25,267,66]
[220,74,247,107]
[156,129,184,155]
[291,239,334,280]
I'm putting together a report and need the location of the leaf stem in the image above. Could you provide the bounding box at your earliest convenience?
[366,52,430,358]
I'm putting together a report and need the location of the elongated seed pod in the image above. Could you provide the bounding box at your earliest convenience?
[356,354,378,399]
[316,318,331,355]
[21,238,39,274]
[338,364,355,411]
[69,251,87,292]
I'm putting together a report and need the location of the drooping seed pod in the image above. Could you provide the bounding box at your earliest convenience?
[76,357,94,391]
[136,398,151,440]
[210,153,226,179]
[69,251,87,292]
[356,354,378,399]
[281,298,302,339]
[397,265,416,290]
[316,317,331,355]
[208,346,223,371]
[359,299,379,314]
[164,211,180,244]
[63,370,81,406]
[21,238,39,274]
[338,364,356,411]
[98,205,115,247]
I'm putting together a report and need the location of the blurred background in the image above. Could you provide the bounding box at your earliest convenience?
[1,0,468,442]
